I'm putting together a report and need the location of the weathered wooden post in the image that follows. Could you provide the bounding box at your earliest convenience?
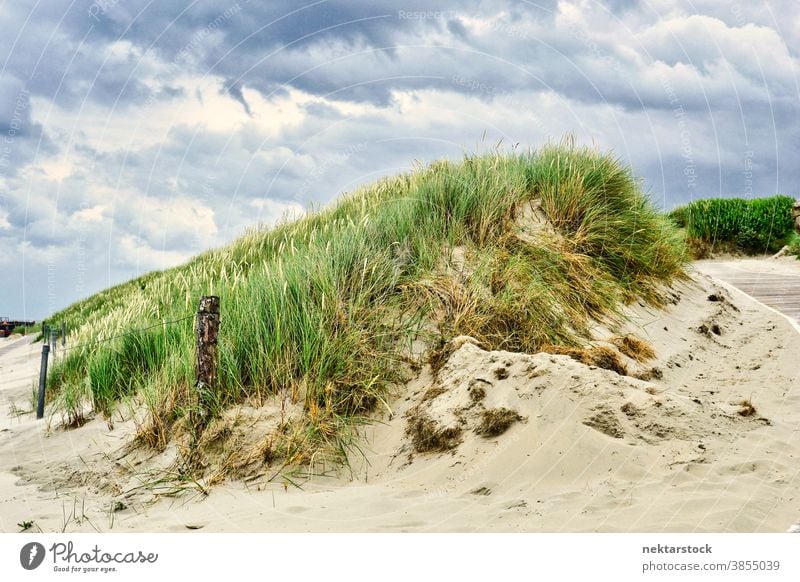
[61,322,66,347]
[50,329,57,358]
[195,296,220,419]
[37,343,50,419]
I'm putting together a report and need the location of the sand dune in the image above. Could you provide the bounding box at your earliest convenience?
[1,267,799,532]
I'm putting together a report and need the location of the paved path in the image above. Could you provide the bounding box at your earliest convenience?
[0,335,34,359]
[694,260,800,324]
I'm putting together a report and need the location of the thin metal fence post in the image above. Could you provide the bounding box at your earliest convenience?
[37,344,50,419]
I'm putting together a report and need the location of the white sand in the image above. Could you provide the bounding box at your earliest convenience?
[0,335,39,429]
[1,268,799,532]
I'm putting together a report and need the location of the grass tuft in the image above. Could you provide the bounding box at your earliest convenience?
[544,345,629,376]
[406,415,463,452]
[737,399,757,417]
[609,334,656,362]
[475,408,524,437]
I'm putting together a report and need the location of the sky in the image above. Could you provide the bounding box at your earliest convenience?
[1,0,798,319]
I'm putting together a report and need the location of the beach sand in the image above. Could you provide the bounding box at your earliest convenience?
[1,263,799,532]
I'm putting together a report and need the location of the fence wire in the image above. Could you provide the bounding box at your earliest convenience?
[56,315,195,354]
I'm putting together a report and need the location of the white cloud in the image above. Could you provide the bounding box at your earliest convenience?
[120,195,218,250]
[71,205,108,223]
[115,234,193,271]
[638,15,797,90]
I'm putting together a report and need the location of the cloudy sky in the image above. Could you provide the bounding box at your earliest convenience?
[1,0,798,319]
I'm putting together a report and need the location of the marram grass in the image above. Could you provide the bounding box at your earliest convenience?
[45,144,688,472]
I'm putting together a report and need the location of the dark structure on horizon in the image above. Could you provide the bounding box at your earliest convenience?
[0,317,36,338]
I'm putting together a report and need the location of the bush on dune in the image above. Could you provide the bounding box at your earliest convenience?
[669,195,795,257]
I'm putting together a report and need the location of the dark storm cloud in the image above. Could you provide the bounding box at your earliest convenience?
[0,75,55,181]
[2,0,560,109]
[223,79,252,116]
[2,0,796,116]
[1,1,153,109]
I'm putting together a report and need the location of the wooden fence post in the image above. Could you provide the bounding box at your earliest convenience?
[61,322,66,347]
[37,343,49,419]
[195,296,220,416]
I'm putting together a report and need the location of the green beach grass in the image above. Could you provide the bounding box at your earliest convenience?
[669,195,795,257]
[43,143,689,473]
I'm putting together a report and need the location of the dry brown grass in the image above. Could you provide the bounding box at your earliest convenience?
[406,414,463,452]
[737,399,757,417]
[609,334,656,362]
[134,388,182,452]
[544,345,628,376]
[475,408,524,437]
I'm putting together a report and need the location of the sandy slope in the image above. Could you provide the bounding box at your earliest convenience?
[1,268,799,533]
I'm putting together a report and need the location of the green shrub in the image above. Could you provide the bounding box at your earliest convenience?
[669,195,794,255]
[786,232,800,260]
